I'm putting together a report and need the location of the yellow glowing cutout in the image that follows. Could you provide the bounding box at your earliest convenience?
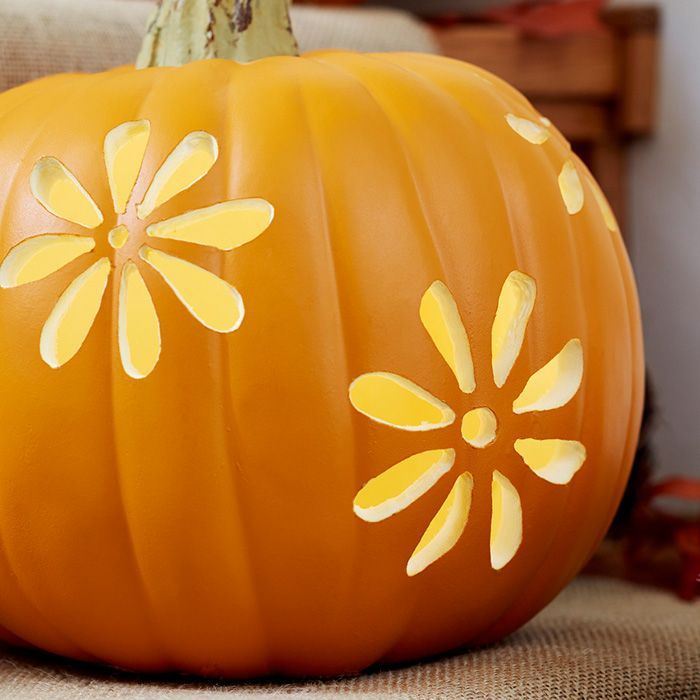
[505,114,550,145]
[140,246,244,333]
[559,160,584,215]
[0,235,95,288]
[513,339,583,414]
[2,122,272,379]
[104,120,151,214]
[407,472,473,577]
[108,225,129,250]
[349,271,587,576]
[514,438,586,485]
[137,131,218,219]
[354,449,456,523]
[349,372,455,431]
[40,258,111,368]
[31,158,103,229]
[492,271,536,388]
[490,471,522,570]
[147,199,274,251]
[420,281,475,393]
[461,407,497,448]
[118,261,161,380]
[588,175,619,233]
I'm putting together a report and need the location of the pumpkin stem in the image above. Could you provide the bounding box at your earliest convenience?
[136,0,299,68]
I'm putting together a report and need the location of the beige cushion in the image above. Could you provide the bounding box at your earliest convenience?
[0,577,698,699]
[0,0,438,92]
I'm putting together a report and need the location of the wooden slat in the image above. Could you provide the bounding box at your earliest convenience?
[532,101,608,141]
[435,25,619,98]
[618,31,659,135]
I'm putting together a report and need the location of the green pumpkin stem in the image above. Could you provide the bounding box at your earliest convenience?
[136,0,299,68]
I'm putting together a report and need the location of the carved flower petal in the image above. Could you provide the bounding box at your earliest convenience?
[147,199,274,251]
[587,173,619,233]
[559,160,584,215]
[0,234,95,288]
[137,131,218,219]
[420,281,475,393]
[40,258,110,368]
[514,438,586,485]
[118,261,161,380]
[104,120,151,215]
[490,470,522,570]
[349,372,456,431]
[506,114,550,145]
[354,449,456,523]
[491,271,536,388]
[139,246,244,333]
[407,472,473,577]
[512,339,583,414]
[31,158,103,229]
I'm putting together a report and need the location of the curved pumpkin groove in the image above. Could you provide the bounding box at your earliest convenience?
[40,257,111,368]
[420,280,475,394]
[147,198,274,251]
[118,261,161,380]
[505,114,550,145]
[512,338,583,414]
[104,120,151,215]
[354,448,456,523]
[407,471,473,577]
[30,157,104,229]
[348,372,456,432]
[137,131,218,219]
[490,470,522,570]
[491,270,536,388]
[0,234,95,288]
[514,438,586,485]
[139,246,244,333]
[558,160,584,215]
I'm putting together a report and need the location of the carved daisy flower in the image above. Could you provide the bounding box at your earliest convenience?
[0,121,274,379]
[349,272,585,576]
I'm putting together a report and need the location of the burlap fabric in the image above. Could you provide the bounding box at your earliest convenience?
[0,0,438,93]
[0,577,697,699]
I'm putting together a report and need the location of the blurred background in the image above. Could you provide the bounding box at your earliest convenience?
[0,0,697,597]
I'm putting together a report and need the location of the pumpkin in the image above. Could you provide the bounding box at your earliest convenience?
[0,0,643,679]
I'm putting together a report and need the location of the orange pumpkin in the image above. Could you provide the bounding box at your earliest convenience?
[0,0,643,679]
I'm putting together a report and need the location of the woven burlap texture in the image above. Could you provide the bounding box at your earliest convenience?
[0,0,438,94]
[0,577,697,699]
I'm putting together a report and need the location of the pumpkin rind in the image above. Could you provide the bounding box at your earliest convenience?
[0,53,643,677]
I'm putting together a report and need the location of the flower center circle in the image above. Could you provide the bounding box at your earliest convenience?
[461,407,498,448]
[108,224,130,250]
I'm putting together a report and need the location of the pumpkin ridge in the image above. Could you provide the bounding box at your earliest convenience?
[312,53,457,311]
[0,73,125,661]
[212,68,272,674]
[295,63,377,662]
[98,68,211,667]
[319,55,485,665]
